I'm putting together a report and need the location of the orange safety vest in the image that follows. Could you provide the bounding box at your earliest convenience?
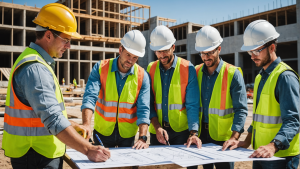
[94,58,144,138]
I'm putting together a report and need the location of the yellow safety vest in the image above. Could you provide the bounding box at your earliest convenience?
[147,57,190,134]
[252,61,300,157]
[94,59,144,138]
[2,47,67,158]
[196,62,242,141]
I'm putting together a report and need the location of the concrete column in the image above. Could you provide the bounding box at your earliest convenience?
[67,62,70,85]
[23,29,26,46]
[89,51,92,73]
[234,52,243,68]
[77,62,80,83]
[103,51,105,60]
[86,0,91,15]
[148,16,159,63]
[23,10,26,27]
[102,1,105,37]
[86,18,92,35]
[187,22,192,34]
[11,52,13,68]
[116,23,121,38]
[234,21,239,35]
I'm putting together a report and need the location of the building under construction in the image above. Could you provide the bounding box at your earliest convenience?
[0,0,299,85]
[0,0,169,84]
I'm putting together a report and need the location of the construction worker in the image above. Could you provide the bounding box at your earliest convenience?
[148,25,201,167]
[81,30,150,149]
[2,3,110,169]
[224,20,300,169]
[195,25,248,169]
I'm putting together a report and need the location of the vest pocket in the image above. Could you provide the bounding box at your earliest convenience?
[256,126,280,149]
[217,116,233,137]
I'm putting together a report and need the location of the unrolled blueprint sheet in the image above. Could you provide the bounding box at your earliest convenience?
[66,143,284,169]
[173,143,284,167]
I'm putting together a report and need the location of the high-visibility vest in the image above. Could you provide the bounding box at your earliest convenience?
[2,47,67,158]
[147,57,189,134]
[94,59,144,138]
[195,62,242,141]
[252,62,299,157]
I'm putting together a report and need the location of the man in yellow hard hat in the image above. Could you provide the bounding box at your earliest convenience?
[2,3,110,169]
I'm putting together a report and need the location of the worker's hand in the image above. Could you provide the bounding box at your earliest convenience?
[82,123,93,141]
[156,127,168,145]
[87,145,111,162]
[132,139,149,150]
[249,143,277,158]
[222,140,251,151]
[73,124,88,140]
[184,136,202,149]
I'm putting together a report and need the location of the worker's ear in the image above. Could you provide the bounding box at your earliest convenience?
[44,30,52,42]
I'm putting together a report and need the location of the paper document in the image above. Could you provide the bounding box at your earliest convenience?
[66,143,284,169]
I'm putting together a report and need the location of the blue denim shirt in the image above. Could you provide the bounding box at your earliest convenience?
[13,42,71,135]
[81,56,150,126]
[149,55,200,131]
[248,57,300,150]
[201,58,248,133]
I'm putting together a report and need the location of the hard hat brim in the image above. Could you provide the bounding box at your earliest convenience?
[240,44,263,51]
[195,44,221,52]
[150,43,174,51]
[64,31,82,39]
[123,45,145,57]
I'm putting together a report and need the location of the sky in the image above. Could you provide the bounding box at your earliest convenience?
[3,0,296,25]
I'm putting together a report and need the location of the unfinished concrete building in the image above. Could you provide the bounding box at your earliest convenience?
[0,0,154,84]
[171,3,300,84]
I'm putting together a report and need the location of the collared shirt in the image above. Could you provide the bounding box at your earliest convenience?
[81,56,150,126]
[13,42,71,135]
[201,58,248,133]
[149,55,200,131]
[248,57,300,150]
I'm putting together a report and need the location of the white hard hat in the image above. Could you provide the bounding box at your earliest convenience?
[150,25,176,51]
[241,20,280,51]
[121,30,146,57]
[195,25,223,52]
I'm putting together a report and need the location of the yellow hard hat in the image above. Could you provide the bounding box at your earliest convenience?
[33,3,81,39]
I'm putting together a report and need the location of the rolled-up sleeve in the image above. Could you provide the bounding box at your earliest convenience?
[273,71,300,150]
[186,63,200,131]
[136,71,151,126]
[230,69,248,133]
[81,61,101,112]
[15,62,71,135]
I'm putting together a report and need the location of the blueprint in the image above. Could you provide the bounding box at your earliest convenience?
[66,143,284,169]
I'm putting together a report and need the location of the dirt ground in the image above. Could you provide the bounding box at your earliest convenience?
[0,104,298,169]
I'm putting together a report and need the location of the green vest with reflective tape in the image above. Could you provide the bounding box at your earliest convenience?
[94,59,144,138]
[252,61,300,157]
[147,57,189,134]
[2,47,67,158]
[196,62,242,141]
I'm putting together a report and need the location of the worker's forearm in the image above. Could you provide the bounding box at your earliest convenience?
[138,123,148,136]
[230,131,241,140]
[151,117,162,131]
[56,126,92,156]
[82,108,93,126]
[244,132,252,144]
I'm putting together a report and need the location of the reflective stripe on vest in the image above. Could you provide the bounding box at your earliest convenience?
[94,58,143,138]
[252,61,300,157]
[147,57,189,134]
[2,47,67,159]
[196,62,241,141]
[253,114,282,124]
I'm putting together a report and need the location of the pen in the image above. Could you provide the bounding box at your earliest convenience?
[163,133,170,146]
[95,134,105,147]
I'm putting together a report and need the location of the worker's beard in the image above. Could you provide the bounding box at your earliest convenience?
[159,54,174,65]
[257,50,272,68]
